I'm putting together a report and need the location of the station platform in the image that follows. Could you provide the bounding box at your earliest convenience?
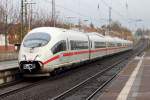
[97,50,150,100]
[0,60,18,71]
[0,60,19,85]
[0,52,18,61]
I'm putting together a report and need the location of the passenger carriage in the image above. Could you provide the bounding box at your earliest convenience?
[88,32,107,59]
[18,27,133,77]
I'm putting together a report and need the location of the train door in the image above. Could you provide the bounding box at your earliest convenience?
[65,38,71,63]
[87,35,91,60]
[51,40,68,66]
[59,38,70,65]
[106,41,109,55]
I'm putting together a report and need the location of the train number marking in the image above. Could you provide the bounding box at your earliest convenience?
[23,64,36,72]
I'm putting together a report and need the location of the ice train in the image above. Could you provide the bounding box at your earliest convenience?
[18,27,133,76]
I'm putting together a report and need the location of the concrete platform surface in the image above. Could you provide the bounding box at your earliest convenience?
[97,51,150,100]
[0,52,18,61]
[0,60,18,71]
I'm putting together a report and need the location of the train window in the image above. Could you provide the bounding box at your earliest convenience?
[94,42,106,48]
[70,40,88,50]
[51,40,66,54]
[23,32,50,48]
[107,42,116,47]
[117,43,122,47]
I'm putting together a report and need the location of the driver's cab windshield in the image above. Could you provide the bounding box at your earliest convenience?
[23,32,51,48]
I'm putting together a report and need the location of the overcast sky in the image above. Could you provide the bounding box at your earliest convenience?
[35,0,149,31]
[8,0,150,31]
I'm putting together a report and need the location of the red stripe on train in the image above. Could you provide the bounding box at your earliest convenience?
[43,47,128,64]
[43,55,60,64]
[43,50,90,64]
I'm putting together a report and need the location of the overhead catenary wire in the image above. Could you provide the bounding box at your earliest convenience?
[44,0,105,25]
[43,0,129,27]
[42,0,107,26]
[100,0,126,20]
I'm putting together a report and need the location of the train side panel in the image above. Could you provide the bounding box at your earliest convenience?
[88,33,107,59]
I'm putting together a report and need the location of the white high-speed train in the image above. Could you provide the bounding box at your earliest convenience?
[18,27,133,76]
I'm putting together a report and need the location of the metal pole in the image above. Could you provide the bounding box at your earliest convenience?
[78,19,81,31]
[21,0,24,43]
[5,0,8,48]
[28,3,34,31]
[52,0,55,27]
[30,4,33,30]
[54,0,56,27]
[5,14,8,48]
[84,19,88,32]
[108,6,112,35]
[28,4,31,31]
[25,0,28,30]
[24,1,36,31]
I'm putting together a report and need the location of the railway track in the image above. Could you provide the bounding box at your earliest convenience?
[0,78,47,98]
[0,51,132,100]
[51,41,146,100]
[51,52,132,100]
[0,40,147,100]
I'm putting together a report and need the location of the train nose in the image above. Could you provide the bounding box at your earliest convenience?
[20,61,43,73]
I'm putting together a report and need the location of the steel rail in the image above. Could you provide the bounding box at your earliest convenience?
[86,46,146,100]
[0,51,131,99]
[51,52,133,100]
[0,78,49,98]
[51,43,146,100]
[0,40,146,99]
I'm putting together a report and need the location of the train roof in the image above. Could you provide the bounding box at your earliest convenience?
[27,27,133,44]
[29,27,89,36]
[28,27,67,34]
[87,32,105,37]
[104,36,115,42]
[87,32,106,42]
